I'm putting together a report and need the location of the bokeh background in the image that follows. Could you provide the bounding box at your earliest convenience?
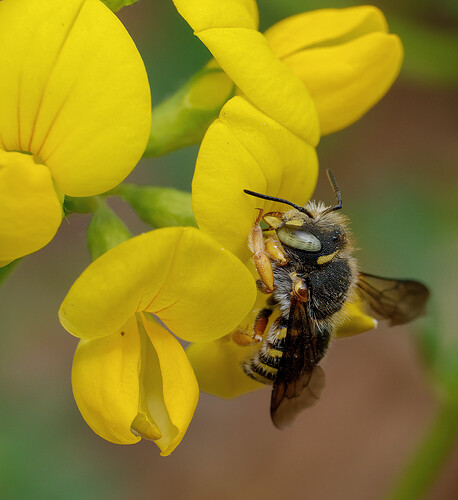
[0,0,457,499]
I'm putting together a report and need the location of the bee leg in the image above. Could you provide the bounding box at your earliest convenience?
[232,308,273,346]
[249,209,275,293]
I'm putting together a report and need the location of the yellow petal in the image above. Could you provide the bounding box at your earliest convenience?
[186,286,276,398]
[333,302,378,338]
[59,227,256,342]
[186,69,234,110]
[192,96,318,260]
[0,0,151,196]
[140,314,199,456]
[197,28,319,145]
[187,336,263,399]
[173,0,259,31]
[0,150,62,266]
[265,6,388,59]
[71,315,141,445]
[283,33,403,134]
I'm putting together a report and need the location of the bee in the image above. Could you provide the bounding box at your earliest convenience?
[238,170,429,429]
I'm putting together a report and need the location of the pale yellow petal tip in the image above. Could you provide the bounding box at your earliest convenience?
[131,406,187,457]
[131,412,162,441]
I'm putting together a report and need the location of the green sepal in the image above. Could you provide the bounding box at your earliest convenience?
[144,66,235,157]
[87,199,132,261]
[117,184,197,228]
[64,196,99,215]
[100,0,138,12]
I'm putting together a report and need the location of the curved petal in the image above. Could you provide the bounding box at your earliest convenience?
[193,96,318,260]
[265,6,388,59]
[186,336,263,399]
[140,314,199,456]
[197,28,319,145]
[71,315,142,445]
[173,0,259,31]
[283,33,403,134]
[0,0,151,196]
[0,151,62,266]
[333,302,378,338]
[59,226,257,342]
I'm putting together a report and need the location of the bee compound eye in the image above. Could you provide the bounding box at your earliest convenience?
[277,227,322,252]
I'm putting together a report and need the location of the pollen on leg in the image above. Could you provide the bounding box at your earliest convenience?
[232,308,272,346]
[264,237,288,265]
[232,329,261,346]
[248,210,275,292]
[253,251,274,292]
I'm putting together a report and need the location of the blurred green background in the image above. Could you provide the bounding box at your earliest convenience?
[0,1,457,499]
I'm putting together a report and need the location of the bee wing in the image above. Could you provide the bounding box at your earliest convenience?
[270,298,326,429]
[357,272,429,326]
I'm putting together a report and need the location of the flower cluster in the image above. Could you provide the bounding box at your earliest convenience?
[3,0,404,455]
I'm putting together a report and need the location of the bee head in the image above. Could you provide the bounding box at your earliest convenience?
[275,210,349,265]
[244,170,349,265]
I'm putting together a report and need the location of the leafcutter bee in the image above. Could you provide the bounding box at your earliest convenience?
[238,170,429,429]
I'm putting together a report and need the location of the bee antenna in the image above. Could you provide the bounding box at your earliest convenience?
[323,169,343,213]
[243,190,313,217]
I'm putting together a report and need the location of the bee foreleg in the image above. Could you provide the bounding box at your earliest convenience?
[249,211,289,293]
[232,308,273,346]
[249,209,275,293]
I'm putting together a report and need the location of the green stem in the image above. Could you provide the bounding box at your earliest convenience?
[387,400,458,500]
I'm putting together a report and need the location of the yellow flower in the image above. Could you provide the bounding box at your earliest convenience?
[176,1,389,397]
[264,6,403,134]
[187,96,377,398]
[193,96,318,261]
[59,227,257,454]
[173,0,320,146]
[172,1,402,136]
[0,0,151,266]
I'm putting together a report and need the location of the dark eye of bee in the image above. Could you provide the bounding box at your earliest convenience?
[332,231,341,242]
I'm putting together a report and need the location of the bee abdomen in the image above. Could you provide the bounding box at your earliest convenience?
[259,344,283,368]
[242,354,277,385]
[242,333,287,385]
